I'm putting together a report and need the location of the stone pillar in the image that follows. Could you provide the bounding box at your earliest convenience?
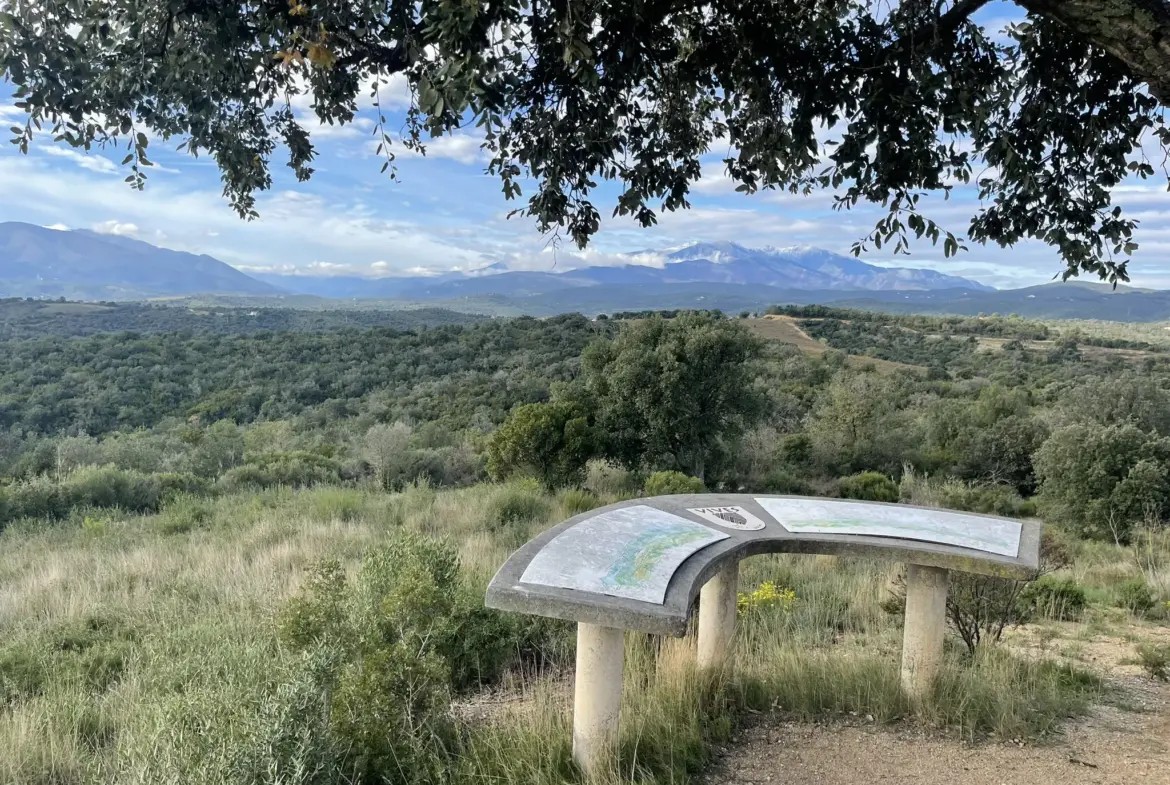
[697,561,739,673]
[572,623,625,777]
[900,564,949,701]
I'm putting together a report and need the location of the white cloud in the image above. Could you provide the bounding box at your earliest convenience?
[373,130,488,166]
[41,146,118,174]
[305,116,375,141]
[289,72,412,114]
[0,104,24,126]
[0,154,489,276]
[92,220,139,236]
[45,223,70,231]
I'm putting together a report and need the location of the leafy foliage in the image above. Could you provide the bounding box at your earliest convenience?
[583,313,766,480]
[643,471,705,497]
[1034,423,1170,542]
[4,3,1168,277]
[837,471,899,502]
[486,401,597,489]
[1137,642,1170,681]
[1114,578,1156,616]
[1017,576,1087,622]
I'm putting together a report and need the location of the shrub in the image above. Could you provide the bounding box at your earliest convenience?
[643,471,704,496]
[760,468,811,495]
[837,471,898,502]
[889,530,1072,653]
[487,479,551,533]
[66,465,161,512]
[281,533,548,695]
[0,468,208,528]
[1115,578,1156,616]
[560,488,600,517]
[332,643,453,784]
[219,451,342,492]
[4,475,73,522]
[277,537,463,783]
[899,470,1033,517]
[1136,642,1170,681]
[156,472,209,502]
[737,582,798,615]
[1017,576,1086,621]
[157,494,215,534]
[308,487,364,523]
[486,401,598,489]
[583,459,638,497]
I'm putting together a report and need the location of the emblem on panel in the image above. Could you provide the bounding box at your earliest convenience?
[686,505,767,531]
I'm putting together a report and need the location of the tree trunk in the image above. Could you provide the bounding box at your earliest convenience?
[1020,0,1170,102]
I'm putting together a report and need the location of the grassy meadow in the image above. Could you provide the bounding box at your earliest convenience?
[2,478,1165,785]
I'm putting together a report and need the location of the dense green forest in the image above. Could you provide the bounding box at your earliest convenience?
[2,304,1170,785]
[1,306,1168,545]
[0,298,483,338]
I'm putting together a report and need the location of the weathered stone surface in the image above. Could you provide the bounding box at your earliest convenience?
[485,494,1041,636]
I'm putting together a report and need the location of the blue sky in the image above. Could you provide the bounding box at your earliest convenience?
[2,2,1169,289]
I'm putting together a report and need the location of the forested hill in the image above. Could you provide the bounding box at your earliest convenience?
[0,298,484,338]
[0,314,605,438]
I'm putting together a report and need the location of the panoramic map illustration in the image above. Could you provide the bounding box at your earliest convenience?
[754,498,1023,557]
[520,506,728,603]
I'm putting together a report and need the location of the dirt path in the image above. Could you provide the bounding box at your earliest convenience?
[701,678,1170,785]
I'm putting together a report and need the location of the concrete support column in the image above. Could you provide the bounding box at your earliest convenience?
[696,561,739,673]
[572,623,625,777]
[900,564,949,702]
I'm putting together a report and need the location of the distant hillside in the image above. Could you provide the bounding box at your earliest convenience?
[401,280,1170,322]
[831,282,1170,322]
[0,222,283,299]
[259,241,992,299]
[0,298,484,339]
[8,225,1165,322]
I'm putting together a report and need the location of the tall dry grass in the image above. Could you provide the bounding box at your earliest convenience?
[0,481,1131,785]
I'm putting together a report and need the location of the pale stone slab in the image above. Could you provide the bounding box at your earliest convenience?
[754,497,1022,557]
[487,494,1042,636]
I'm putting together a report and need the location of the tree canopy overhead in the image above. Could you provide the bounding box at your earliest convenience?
[2,0,1169,281]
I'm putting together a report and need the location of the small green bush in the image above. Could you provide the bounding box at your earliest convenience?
[1136,642,1170,681]
[1115,578,1156,616]
[0,614,138,707]
[837,471,899,502]
[643,471,704,496]
[0,468,209,528]
[308,487,364,523]
[488,479,551,532]
[560,488,600,517]
[332,643,453,784]
[941,483,1031,517]
[584,459,639,497]
[1017,576,1086,621]
[157,494,215,534]
[276,536,464,783]
[760,468,811,495]
[273,533,571,782]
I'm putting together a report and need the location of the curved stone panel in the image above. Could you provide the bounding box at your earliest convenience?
[485,494,1042,636]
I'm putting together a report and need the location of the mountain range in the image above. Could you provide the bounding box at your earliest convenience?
[3,221,1170,321]
[253,241,994,299]
[0,222,280,299]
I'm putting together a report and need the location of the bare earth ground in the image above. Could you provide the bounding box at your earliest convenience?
[746,316,920,374]
[700,688,1168,785]
[458,626,1170,785]
[702,626,1170,785]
